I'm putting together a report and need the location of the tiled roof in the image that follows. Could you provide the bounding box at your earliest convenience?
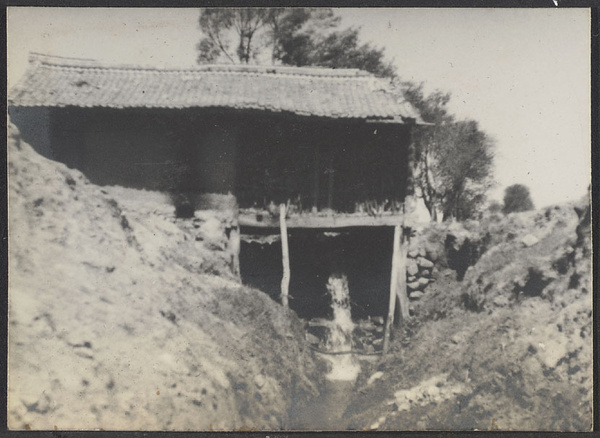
[9,53,423,123]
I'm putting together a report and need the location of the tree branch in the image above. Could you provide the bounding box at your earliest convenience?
[209,28,235,64]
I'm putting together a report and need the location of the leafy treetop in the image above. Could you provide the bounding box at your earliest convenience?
[197,8,395,77]
[503,184,535,214]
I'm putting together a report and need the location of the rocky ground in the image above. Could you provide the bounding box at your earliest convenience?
[344,197,592,431]
[7,131,323,430]
[8,124,592,431]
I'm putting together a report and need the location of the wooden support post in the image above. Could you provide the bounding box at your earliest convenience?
[397,198,414,323]
[312,148,320,213]
[396,227,410,322]
[383,221,401,354]
[327,168,335,213]
[280,203,290,310]
[229,226,241,281]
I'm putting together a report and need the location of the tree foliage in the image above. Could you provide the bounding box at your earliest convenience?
[502,184,535,214]
[401,82,495,221]
[487,200,503,214]
[197,8,395,77]
[266,8,339,65]
[197,8,272,64]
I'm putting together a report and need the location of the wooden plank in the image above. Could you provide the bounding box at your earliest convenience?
[383,222,401,354]
[239,212,403,229]
[280,203,290,310]
[396,197,414,323]
[396,228,410,322]
[229,226,241,281]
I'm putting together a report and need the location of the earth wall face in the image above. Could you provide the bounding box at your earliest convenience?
[7,127,322,430]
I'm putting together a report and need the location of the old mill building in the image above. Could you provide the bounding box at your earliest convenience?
[9,53,427,350]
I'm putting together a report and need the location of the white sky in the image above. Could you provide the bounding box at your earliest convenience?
[7,7,591,209]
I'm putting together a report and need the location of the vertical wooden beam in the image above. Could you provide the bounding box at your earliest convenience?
[229,226,241,282]
[396,123,417,323]
[382,124,416,354]
[312,147,320,213]
[327,168,335,212]
[383,221,401,354]
[396,227,410,322]
[398,129,415,323]
[280,203,290,310]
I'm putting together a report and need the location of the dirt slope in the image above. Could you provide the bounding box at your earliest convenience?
[346,201,592,431]
[7,124,592,431]
[7,131,322,430]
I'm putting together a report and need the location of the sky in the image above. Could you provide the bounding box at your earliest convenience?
[7,7,591,209]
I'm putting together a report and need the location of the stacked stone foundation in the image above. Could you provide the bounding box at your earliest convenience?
[406,246,437,301]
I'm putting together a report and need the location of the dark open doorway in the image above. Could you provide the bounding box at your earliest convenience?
[240,227,395,320]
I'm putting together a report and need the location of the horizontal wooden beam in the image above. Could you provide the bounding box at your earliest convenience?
[238,211,403,229]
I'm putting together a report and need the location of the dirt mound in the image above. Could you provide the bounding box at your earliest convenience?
[8,131,322,430]
[345,200,592,430]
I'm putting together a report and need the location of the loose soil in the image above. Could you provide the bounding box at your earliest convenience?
[7,126,592,431]
[344,200,593,431]
[8,133,323,430]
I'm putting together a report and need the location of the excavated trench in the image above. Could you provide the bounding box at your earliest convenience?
[290,380,356,430]
[240,227,395,428]
[238,225,498,429]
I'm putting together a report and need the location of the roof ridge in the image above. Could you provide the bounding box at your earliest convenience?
[29,52,374,78]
